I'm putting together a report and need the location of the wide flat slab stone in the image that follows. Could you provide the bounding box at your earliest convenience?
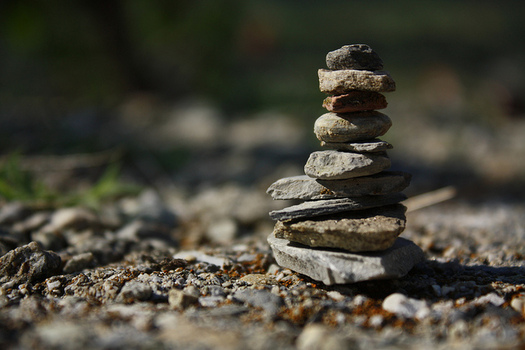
[322,91,387,113]
[320,139,392,152]
[267,171,411,200]
[268,234,425,285]
[319,69,396,94]
[304,150,390,180]
[326,44,383,71]
[274,204,406,252]
[269,193,406,221]
[314,112,392,143]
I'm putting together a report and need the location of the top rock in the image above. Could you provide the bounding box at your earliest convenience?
[326,44,383,71]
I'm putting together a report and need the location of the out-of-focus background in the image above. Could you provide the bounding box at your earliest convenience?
[1,0,524,212]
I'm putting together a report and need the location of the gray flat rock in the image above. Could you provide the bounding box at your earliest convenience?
[274,204,406,252]
[326,44,383,71]
[304,150,390,180]
[268,234,425,285]
[314,112,392,143]
[269,193,407,221]
[318,69,396,94]
[320,139,392,152]
[267,171,411,200]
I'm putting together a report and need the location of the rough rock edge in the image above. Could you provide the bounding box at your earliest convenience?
[268,234,425,285]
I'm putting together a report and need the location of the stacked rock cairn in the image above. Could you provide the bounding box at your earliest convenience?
[267,44,425,285]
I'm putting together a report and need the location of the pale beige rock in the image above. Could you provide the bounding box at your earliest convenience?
[168,289,199,309]
[318,69,396,94]
[274,204,406,252]
[314,112,392,143]
[239,274,276,286]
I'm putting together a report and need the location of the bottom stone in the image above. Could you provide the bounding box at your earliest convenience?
[268,234,424,285]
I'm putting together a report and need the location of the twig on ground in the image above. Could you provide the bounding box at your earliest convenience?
[403,186,457,212]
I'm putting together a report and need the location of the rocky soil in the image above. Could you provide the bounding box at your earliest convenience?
[1,103,525,349]
[0,188,524,350]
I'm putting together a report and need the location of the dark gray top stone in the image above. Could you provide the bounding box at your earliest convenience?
[269,193,407,221]
[326,44,383,71]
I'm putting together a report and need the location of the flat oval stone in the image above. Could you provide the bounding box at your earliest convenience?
[274,204,407,252]
[318,69,395,94]
[314,112,392,143]
[326,44,383,71]
[268,235,425,285]
[322,91,387,113]
[268,193,406,221]
[304,150,390,180]
[320,139,392,152]
[266,171,411,200]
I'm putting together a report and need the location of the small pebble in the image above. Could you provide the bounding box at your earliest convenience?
[382,293,430,320]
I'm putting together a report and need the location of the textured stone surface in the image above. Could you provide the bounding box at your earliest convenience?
[268,235,425,285]
[269,193,406,221]
[233,289,283,317]
[326,44,383,71]
[304,150,390,180]
[168,289,199,310]
[320,139,392,152]
[314,112,392,143]
[0,241,61,285]
[116,281,153,303]
[62,252,95,274]
[318,69,395,94]
[267,171,411,200]
[322,91,387,113]
[274,204,407,252]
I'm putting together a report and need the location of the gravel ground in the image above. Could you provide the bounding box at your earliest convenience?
[1,103,524,349]
[1,190,524,350]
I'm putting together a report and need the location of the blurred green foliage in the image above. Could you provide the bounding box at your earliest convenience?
[1,0,524,164]
[0,153,55,203]
[0,154,140,208]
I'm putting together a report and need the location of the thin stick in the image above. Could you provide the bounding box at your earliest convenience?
[403,186,457,212]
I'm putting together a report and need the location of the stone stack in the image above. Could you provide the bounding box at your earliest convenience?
[267,44,424,285]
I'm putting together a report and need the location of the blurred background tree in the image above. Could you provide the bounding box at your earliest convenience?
[1,0,524,197]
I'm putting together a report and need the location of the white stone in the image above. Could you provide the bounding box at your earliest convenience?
[473,292,505,307]
[382,293,430,320]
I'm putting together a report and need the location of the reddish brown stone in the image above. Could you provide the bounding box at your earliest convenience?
[322,91,387,113]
